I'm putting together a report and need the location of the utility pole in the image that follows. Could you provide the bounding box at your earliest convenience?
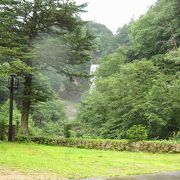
[8,74,18,142]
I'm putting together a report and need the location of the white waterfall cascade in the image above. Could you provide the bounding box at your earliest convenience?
[90,64,99,89]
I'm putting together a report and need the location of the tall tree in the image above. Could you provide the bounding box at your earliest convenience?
[0,0,94,134]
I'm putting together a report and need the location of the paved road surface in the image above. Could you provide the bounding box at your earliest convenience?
[79,171,180,180]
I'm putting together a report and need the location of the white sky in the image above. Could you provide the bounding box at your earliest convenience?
[75,0,157,33]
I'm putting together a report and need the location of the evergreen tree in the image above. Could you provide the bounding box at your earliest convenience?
[0,0,95,134]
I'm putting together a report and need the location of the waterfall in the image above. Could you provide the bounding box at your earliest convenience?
[90,64,99,89]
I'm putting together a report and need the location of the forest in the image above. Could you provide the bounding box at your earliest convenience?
[0,0,180,141]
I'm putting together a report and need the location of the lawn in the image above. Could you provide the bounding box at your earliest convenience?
[0,142,179,179]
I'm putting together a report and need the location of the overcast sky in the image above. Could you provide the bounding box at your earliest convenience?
[75,0,157,33]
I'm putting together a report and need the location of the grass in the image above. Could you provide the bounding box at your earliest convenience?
[0,142,179,179]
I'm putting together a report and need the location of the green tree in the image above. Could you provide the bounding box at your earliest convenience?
[31,98,65,136]
[96,49,126,78]
[129,0,180,59]
[86,22,117,62]
[115,24,131,47]
[0,0,95,134]
[78,49,180,139]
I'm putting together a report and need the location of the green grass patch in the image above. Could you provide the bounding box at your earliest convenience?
[0,142,179,178]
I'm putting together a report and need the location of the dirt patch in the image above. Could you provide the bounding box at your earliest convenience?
[0,167,66,180]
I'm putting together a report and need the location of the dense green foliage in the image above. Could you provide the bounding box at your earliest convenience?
[31,99,65,135]
[0,69,66,139]
[77,0,180,140]
[115,23,131,47]
[77,48,180,139]
[129,0,180,59]
[0,0,180,142]
[126,125,148,141]
[0,0,95,137]
[87,22,117,62]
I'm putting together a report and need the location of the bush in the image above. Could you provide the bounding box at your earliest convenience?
[15,136,180,153]
[126,125,148,141]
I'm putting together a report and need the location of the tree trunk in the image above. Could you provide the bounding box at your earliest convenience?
[20,74,32,135]
[20,1,37,135]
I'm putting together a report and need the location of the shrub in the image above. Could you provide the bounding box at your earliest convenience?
[16,135,31,143]
[15,136,180,153]
[126,125,148,141]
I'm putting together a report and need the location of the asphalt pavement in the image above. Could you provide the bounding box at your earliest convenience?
[79,171,180,180]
